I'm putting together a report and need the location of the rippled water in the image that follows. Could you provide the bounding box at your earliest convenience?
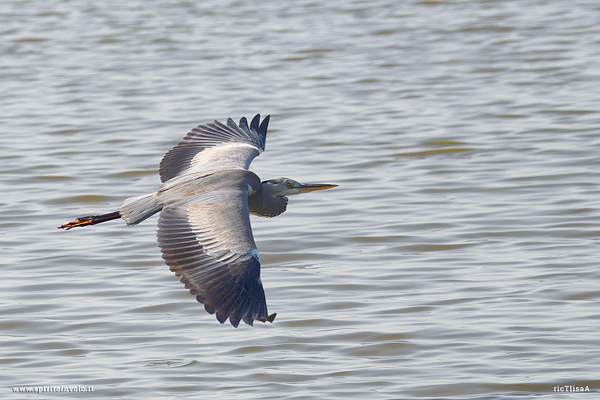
[2,0,599,398]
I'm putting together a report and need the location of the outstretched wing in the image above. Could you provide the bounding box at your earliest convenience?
[157,188,275,327]
[159,114,270,183]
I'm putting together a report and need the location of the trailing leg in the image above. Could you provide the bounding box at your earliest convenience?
[58,211,121,230]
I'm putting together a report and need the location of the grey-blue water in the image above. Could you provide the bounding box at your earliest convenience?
[2,0,599,398]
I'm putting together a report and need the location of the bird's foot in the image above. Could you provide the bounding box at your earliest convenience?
[58,216,94,230]
[257,313,277,323]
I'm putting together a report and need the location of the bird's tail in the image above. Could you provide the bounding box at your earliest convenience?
[119,193,162,226]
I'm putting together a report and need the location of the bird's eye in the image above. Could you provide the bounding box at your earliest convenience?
[286,183,293,188]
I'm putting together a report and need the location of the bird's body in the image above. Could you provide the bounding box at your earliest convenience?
[60,115,336,327]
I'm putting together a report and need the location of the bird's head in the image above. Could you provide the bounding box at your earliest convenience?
[262,178,337,197]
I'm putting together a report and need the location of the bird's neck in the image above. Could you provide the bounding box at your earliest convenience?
[248,192,288,218]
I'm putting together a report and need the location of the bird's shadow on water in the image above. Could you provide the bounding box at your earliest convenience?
[138,359,198,368]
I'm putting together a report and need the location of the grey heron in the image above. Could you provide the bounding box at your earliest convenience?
[59,115,337,327]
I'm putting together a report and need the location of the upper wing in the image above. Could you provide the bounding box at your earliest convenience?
[157,189,274,327]
[159,114,270,183]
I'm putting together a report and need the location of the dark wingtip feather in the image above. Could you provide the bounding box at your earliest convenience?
[225,118,237,129]
[229,317,241,328]
[239,117,249,131]
[250,114,261,133]
[258,115,270,147]
[204,302,216,315]
[216,313,228,324]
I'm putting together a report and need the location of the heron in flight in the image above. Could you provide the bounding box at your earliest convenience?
[59,115,337,327]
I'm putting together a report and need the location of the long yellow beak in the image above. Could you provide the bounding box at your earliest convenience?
[297,183,338,193]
